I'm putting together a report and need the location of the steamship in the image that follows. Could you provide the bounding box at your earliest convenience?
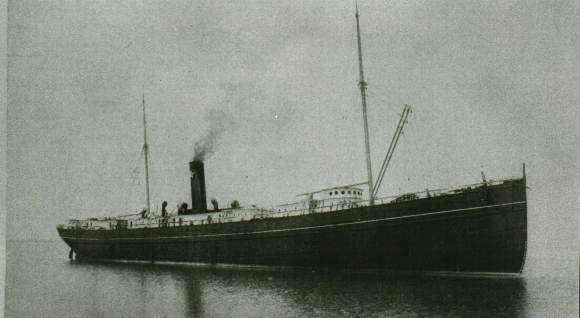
[57,7,527,274]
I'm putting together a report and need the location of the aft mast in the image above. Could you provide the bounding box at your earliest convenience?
[142,94,151,216]
[355,3,374,204]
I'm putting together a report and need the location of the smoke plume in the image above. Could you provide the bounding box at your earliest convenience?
[193,110,229,161]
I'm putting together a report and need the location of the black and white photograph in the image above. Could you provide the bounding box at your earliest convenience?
[2,0,578,317]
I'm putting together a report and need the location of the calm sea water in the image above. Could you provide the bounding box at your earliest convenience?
[5,241,578,318]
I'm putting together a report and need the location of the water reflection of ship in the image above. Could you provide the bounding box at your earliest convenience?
[66,261,205,317]
[57,6,527,274]
[72,261,528,317]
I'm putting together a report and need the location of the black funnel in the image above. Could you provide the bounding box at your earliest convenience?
[189,160,207,213]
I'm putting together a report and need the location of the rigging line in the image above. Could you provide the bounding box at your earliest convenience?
[373,106,407,194]
[380,107,410,178]
[130,147,145,183]
[373,105,411,197]
[121,146,146,212]
[374,107,406,189]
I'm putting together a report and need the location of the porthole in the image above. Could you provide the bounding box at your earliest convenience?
[329,192,332,195]
[348,191,351,194]
[335,191,338,195]
[341,191,345,194]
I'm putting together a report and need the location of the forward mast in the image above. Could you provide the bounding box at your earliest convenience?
[142,94,151,216]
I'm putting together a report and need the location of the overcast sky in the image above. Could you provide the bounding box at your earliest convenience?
[6,0,579,257]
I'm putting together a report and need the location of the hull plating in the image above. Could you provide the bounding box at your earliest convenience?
[58,179,527,273]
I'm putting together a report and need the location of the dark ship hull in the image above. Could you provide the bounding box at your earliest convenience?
[58,178,527,274]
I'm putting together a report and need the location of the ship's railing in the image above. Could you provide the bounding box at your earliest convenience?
[57,177,520,231]
[270,177,519,212]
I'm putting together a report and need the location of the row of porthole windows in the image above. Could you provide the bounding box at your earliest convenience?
[329,190,362,196]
